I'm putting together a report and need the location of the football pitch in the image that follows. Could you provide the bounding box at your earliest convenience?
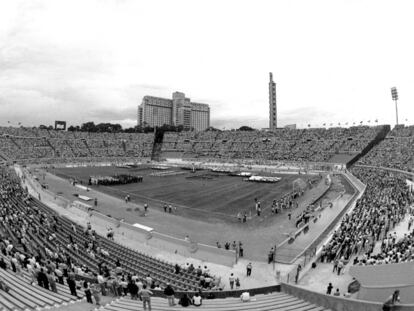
[51,165,311,223]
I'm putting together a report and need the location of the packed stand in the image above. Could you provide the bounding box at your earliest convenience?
[0,127,154,164]
[320,167,413,268]
[162,126,386,163]
[0,167,217,301]
[358,125,414,172]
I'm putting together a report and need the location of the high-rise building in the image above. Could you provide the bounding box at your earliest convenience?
[269,72,277,129]
[137,92,210,131]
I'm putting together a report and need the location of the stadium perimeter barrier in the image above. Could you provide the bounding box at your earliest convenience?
[19,166,236,267]
[89,211,236,266]
[349,260,414,303]
[275,175,333,264]
[354,164,414,180]
[149,284,281,299]
[281,283,414,311]
[283,171,365,284]
[180,158,346,173]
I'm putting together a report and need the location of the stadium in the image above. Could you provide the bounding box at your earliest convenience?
[1,1,414,311]
[0,120,413,311]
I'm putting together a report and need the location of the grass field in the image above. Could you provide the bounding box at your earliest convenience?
[41,165,342,261]
[51,165,311,223]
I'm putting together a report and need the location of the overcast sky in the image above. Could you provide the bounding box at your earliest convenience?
[0,0,413,129]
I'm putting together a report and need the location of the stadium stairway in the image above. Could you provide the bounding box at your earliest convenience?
[100,292,330,311]
[0,264,83,311]
[25,193,203,291]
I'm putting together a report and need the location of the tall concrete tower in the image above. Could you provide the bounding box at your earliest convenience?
[269,72,277,129]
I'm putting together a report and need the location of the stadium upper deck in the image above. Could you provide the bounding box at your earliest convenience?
[0,125,390,165]
[162,125,388,163]
[357,125,414,172]
[0,127,154,163]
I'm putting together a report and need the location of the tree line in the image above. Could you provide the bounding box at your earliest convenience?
[37,122,256,133]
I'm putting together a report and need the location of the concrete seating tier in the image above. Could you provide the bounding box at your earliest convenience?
[100,292,329,311]
[0,267,82,311]
[25,189,204,290]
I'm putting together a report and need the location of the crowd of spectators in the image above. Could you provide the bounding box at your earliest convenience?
[320,167,413,267]
[0,125,389,166]
[162,126,386,163]
[358,125,414,172]
[0,126,154,164]
[0,166,222,306]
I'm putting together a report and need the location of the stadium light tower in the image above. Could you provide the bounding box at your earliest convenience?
[391,87,399,125]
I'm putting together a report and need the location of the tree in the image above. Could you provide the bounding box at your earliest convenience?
[143,126,154,133]
[95,123,122,133]
[80,122,97,132]
[205,126,220,132]
[238,126,255,131]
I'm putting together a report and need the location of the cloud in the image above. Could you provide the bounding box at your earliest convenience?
[0,0,413,130]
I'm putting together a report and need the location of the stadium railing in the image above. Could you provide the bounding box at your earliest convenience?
[281,283,392,311]
[20,165,236,267]
[349,258,414,303]
[283,171,364,284]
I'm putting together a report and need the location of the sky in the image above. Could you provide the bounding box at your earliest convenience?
[0,0,413,129]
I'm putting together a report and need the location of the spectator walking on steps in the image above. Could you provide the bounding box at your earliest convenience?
[246,262,252,276]
[138,284,153,311]
[83,281,93,304]
[383,290,400,311]
[295,264,302,284]
[91,283,101,306]
[164,283,176,306]
[326,282,333,294]
[229,273,235,289]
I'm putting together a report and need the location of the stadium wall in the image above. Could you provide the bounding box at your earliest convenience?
[275,176,333,264]
[284,171,365,284]
[354,164,414,179]
[19,166,236,267]
[280,283,414,311]
[349,261,414,303]
[180,158,344,172]
[89,211,235,266]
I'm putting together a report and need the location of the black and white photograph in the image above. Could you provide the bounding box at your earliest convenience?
[0,1,413,310]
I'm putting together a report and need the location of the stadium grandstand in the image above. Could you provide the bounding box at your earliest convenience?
[0,124,414,311]
[357,125,414,172]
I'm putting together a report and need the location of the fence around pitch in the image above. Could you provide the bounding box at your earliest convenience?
[283,171,363,284]
[20,166,236,267]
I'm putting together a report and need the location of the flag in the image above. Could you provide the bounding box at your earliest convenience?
[353,122,355,125]
[345,122,348,125]
[338,122,341,126]
[330,123,333,126]
[360,121,363,124]
[367,120,371,123]
[308,124,311,128]
[375,119,378,123]
[323,123,326,126]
